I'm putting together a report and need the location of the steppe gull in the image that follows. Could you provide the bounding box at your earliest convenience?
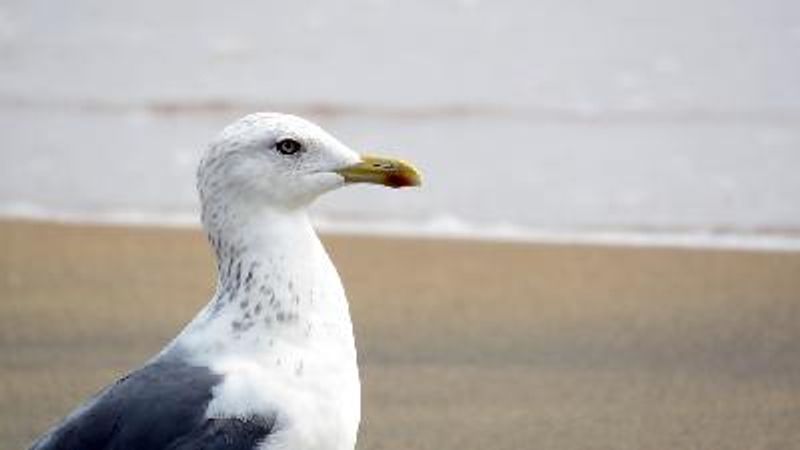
[29,113,421,450]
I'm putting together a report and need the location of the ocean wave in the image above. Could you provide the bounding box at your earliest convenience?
[2,97,799,125]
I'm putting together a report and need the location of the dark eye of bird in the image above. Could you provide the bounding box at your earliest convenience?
[276,139,302,155]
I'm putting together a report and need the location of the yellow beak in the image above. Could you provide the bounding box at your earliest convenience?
[335,155,422,188]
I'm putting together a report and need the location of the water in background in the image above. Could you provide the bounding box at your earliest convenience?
[1,0,799,248]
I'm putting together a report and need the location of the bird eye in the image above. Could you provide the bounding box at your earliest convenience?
[275,139,302,155]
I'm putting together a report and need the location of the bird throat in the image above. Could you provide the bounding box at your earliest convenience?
[187,207,354,356]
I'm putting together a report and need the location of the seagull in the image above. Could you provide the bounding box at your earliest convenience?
[29,113,421,450]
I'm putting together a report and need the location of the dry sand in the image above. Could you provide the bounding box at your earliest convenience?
[1,219,799,449]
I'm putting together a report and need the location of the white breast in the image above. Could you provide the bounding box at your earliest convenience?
[206,336,361,450]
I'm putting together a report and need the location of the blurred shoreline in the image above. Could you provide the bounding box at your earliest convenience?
[3,210,800,252]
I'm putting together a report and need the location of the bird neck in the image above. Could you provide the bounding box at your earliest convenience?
[166,206,356,362]
[209,206,320,291]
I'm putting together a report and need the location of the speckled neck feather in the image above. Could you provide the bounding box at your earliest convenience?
[165,203,356,366]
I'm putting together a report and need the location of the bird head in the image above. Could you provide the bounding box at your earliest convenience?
[197,113,421,217]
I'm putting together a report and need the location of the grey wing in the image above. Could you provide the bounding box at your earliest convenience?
[29,359,275,450]
[166,417,276,450]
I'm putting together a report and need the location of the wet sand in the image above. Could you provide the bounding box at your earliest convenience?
[2,220,799,449]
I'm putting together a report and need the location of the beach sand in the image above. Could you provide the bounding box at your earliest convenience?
[2,219,799,449]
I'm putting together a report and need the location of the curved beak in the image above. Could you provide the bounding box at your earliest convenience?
[335,154,422,189]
